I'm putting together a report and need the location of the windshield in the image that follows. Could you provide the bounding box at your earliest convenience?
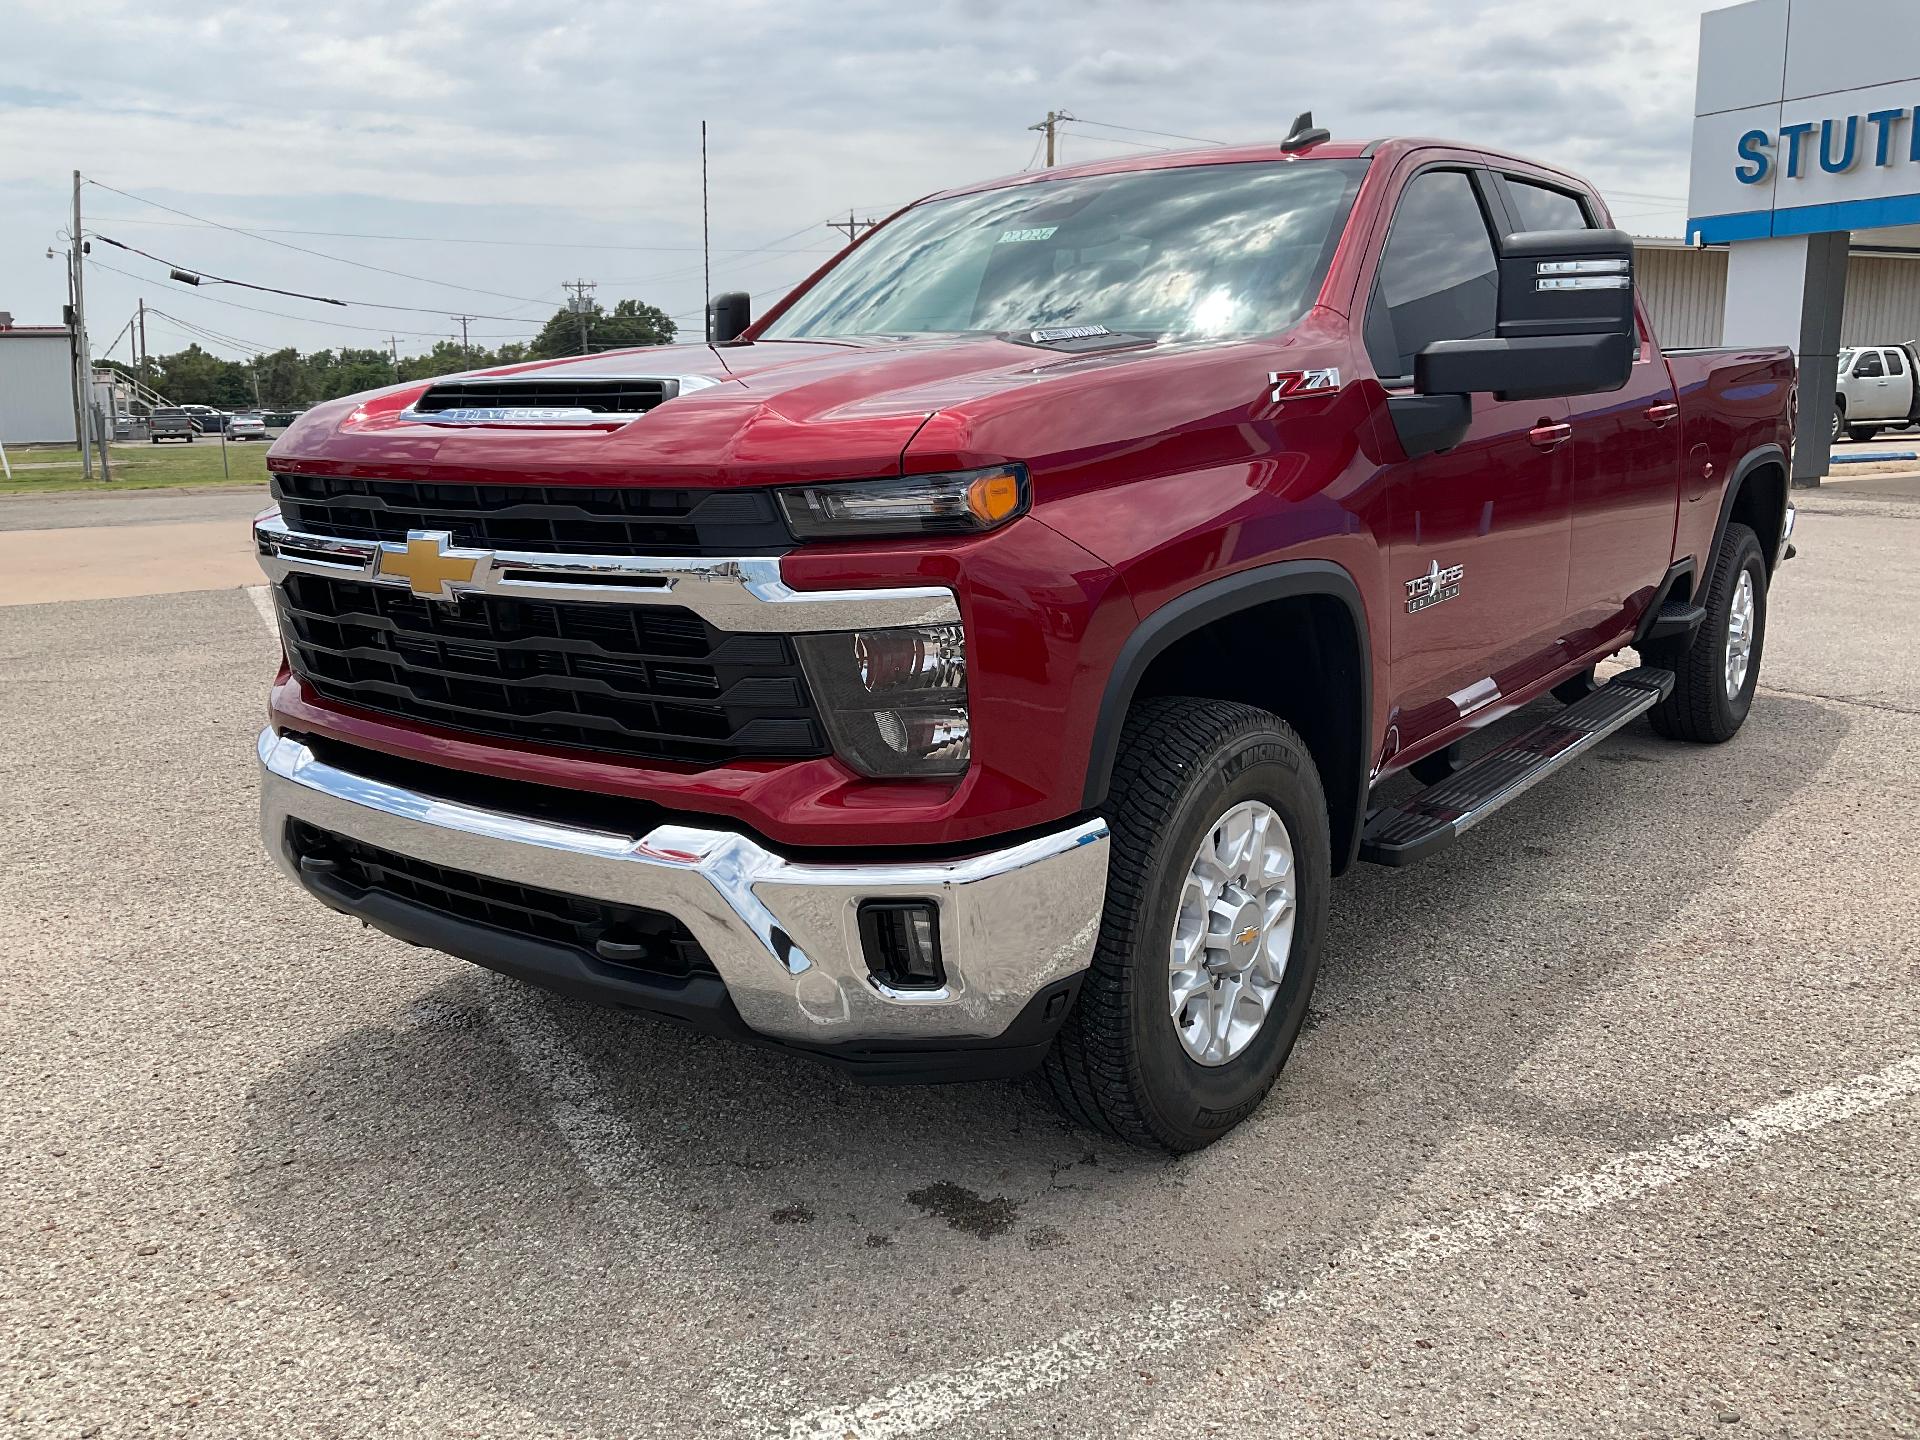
[762,159,1368,342]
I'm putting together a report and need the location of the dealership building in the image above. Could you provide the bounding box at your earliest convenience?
[1682,0,1920,483]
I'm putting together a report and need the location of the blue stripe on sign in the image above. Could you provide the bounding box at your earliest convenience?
[1687,209,1775,243]
[1688,190,1920,243]
[1773,191,1920,236]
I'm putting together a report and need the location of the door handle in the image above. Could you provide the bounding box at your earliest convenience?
[1646,402,1679,427]
[1528,421,1573,451]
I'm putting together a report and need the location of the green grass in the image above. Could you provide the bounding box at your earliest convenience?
[0,441,270,496]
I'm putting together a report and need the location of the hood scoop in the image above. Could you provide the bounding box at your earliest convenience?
[402,373,720,427]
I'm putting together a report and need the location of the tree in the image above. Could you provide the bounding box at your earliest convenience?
[528,297,676,359]
[150,343,251,408]
[253,348,308,408]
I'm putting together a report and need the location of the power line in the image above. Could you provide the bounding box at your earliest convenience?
[83,176,560,308]
[144,312,261,359]
[147,306,270,353]
[94,234,350,305]
[84,213,837,256]
[87,239,557,323]
[1057,129,1168,152]
[1068,116,1228,147]
[594,214,853,290]
[85,256,543,341]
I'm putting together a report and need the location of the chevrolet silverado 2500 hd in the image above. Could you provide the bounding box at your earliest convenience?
[254,124,1797,1151]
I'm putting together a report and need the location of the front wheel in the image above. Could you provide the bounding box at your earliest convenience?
[1644,522,1767,743]
[1848,424,1880,443]
[1039,698,1329,1151]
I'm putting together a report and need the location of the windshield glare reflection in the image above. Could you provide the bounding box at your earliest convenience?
[762,160,1369,343]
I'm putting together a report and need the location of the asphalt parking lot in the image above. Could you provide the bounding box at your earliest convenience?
[3,476,1918,1439]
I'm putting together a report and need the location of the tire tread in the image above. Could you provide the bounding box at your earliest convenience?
[1645,521,1763,743]
[1040,697,1319,1150]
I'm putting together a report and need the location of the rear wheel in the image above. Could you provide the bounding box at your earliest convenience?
[1644,522,1767,743]
[1040,698,1329,1151]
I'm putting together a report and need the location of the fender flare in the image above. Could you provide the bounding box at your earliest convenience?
[1710,442,1789,573]
[1080,559,1373,867]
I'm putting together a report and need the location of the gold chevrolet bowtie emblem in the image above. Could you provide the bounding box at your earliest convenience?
[377,532,486,601]
[1236,925,1260,946]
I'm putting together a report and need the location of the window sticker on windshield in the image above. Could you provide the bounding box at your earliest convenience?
[997,226,1058,243]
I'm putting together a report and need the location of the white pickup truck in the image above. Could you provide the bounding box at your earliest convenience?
[1834,344,1920,441]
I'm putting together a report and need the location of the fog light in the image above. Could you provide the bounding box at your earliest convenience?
[796,623,970,778]
[858,900,944,990]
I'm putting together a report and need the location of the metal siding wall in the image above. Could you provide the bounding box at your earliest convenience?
[1635,245,1728,349]
[0,336,77,445]
[1635,244,1920,348]
[1840,255,1920,345]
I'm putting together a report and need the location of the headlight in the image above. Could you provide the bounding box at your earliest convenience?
[795,623,969,777]
[777,465,1027,541]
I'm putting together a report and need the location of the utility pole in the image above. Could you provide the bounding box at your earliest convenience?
[137,298,149,398]
[826,210,879,245]
[1027,109,1074,167]
[451,314,475,363]
[71,170,100,480]
[388,336,401,382]
[562,278,596,355]
[53,248,82,455]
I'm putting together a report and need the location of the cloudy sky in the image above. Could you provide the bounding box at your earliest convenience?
[2,0,1716,363]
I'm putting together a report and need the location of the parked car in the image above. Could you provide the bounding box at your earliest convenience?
[252,129,1797,1151]
[149,407,196,444]
[181,404,229,434]
[228,413,267,442]
[1833,343,1920,441]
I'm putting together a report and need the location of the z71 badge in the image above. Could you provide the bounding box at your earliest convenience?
[1405,560,1464,613]
[1267,367,1341,402]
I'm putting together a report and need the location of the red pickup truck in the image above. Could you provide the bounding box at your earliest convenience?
[255,124,1797,1151]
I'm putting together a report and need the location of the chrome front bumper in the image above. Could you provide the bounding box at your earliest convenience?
[258,730,1110,1047]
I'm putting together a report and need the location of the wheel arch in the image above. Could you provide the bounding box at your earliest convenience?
[1082,561,1372,875]
[1713,443,1789,579]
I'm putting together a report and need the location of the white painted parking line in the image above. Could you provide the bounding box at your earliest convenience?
[483,976,667,1194]
[767,1054,1920,1440]
[247,582,277,634]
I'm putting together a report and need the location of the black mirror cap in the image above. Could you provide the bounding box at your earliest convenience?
[1415,332,1635,402]
[1498,226,1636,342]
[708,291,752,344]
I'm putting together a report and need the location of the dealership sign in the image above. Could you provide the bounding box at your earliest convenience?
[1733,109,1920,184]
[1688,0,1920,243]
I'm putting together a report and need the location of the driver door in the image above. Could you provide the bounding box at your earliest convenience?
[1364,166,1575,761]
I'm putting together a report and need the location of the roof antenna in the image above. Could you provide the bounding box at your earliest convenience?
[1281,111,1331,152]
[701,119,713,347]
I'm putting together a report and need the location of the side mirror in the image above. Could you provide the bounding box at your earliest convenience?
[1415,227,1636,404]
[708,291,752,344]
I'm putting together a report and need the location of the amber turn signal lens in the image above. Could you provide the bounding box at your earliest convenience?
[965,470,1024,525]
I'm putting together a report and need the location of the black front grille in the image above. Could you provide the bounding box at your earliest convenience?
[286,819,714,981]
[270,472,793,556]
[413,376,675,414]
[275,572,828,766]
